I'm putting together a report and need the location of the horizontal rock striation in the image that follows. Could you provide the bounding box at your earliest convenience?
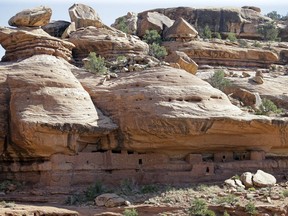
[0,27,75,62]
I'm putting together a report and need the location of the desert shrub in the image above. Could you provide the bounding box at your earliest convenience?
[216,194,239,206]
[227,32,237,42]
[257,22,279,41]
[141,184,158,194]
[188,198,215,216]
[85,52,108,74]
[116,55,127,63]
[202,25,212,39]
[256,98,282,115]
[238,39,248,47]
[149,43,167,60]
[117,17,129,33]
[85,181,105,201]
[266,11,282,20]
[252,41,262,48]
[223,211,230,216]
[208,70,231,91]
[123,208,138,216]
[143,29,162,45]
[283,189,288,197]
[245,201,258,215]
[214,32,222,39]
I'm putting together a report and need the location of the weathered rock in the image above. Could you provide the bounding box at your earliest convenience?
[76,66,288,155]
[163,40,279,68]
[8,6,52,27]
[95,193,127,207]
[241,6,261,13]
[253,170,276,187]
[111,12,138,35]
[68,26,149,65]
[3,55,117,158]
[252,75,264,84]
[224,179,237,188]
[69,3,103,29]
[242,71,251,77]
[235,179,245,188]
[0,27,75,62]
[241,172,254,188]
[0,70,8,154]
[144,7,270,39]
[137,11,174,37]
[42,20,71,38]
[165,51,198,75]
[225,87,261,107]
[164,17,198,41]
[61,22,76,39]
[0,204,78,216]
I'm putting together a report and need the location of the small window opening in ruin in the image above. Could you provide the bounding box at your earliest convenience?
[112,149,121,154]
[86,160,89,164]
[92,149,108,153]
[206,167,210,173]
[222,155,226,159]
[127,151,134,155]
[242,154,246,159]
[138,159,143,165]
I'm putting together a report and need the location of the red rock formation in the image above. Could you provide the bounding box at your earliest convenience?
[0,27,75,62]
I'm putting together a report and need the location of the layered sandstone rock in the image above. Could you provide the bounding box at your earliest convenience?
[8,6,52,27]
[137,11,174,37]
[165,51,198,74]
[163,40,279,68]
[2,55,117,158]
[0,69,8,155]
[68,26,149,64]
[76,66,288,155]
[42,20,71,38]
[0,27,74,62]
[141,7,270,39]
[69,3,103,29]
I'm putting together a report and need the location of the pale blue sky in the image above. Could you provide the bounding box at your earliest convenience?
[0,0,287,58]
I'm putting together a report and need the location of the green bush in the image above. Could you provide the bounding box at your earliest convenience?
[208,70,231,91]
[188,198,215,216]
[85,52,108,74]
[266,11,282,20]
[202,25,212,39]
[149,43,167,60]
[283,189,288,197]
[227,32,237,42]
[143,30,162,45]
[223,211,230,216]
[117,17,129,33]
[214,32,222,39]
[253,41,262,48]
[257,22,279,41]
[85,181,105,201]
[256,98,282,116]
[216,194,239,206]
[123,208,138,216]
[238,39,248,47]
[141,184,158,194]
[245,201,258,215]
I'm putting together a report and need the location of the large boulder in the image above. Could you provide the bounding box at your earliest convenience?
[42,20,71,38]
[111,12,138,35]
[253,170,277,187]
[137,11,174,37]
[8,6,52,27]
[3,55,117,158]
[75,66,288,155]
[68,26,149,65]
[69,3,103,29]
[241,172,254,188]
[0,27,75,62]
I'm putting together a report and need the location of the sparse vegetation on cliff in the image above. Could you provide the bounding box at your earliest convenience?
[202,25,212,39]
[85,52,108,74]
[123,208,138,216]
[143,30,167,60]
[117,17,129,33]
[208,70,231,91]
[256,98,283,116]
[257,22,279,41]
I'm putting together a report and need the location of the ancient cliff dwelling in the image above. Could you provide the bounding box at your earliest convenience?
[0,2,288,215]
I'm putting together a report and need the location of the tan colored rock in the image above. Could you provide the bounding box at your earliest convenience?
[68,26,149,64]
[0,70,8,155]
[69,3,103,29]
[163,40,279,68]
[165,51,198,75]
[8,6,52,27]
[164,17,198,41]
[76,66,288,155]
[111,12,138,35]
[252,76,264,84]
[224,179,237,188]
[256,70,264,78]
[253,170,276,187]
[225,87,261,107]
[241,172,254,188]
[0,27,75,62]
[242,6,261,13]
[42,20,71,38]
[61,22,76,39]
[242,71,251,77]
[137,11,174,37]
[4,55,117,158]
[95,193,126,207]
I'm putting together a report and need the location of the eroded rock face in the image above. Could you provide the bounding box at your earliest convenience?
[253,170,277,187]
[2,55,117,158]
[142,7,270,39]
[76,66,288,155]
[42,20,71,38]
[165,51,198,74]
[111,12,138,35]
[8,6,52,27]
[69,3,103,29]
[164,40,279,68]
[0,27,75,62]
[68,26,149,64]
